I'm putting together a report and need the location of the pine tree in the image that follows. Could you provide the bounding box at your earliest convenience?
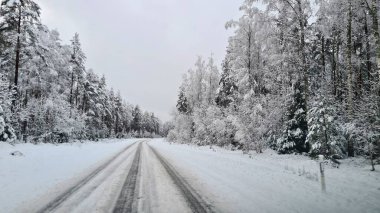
[69,33,86,111]
[176,86,190,114]
[306,98,344,158]
[131,105,142,135]
[0,1,161,142]
[278,81,309,154]
[216,59,237,108]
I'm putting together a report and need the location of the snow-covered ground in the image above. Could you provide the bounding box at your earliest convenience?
[149,139,380,213]
[1,138,379,213]
[0,139,139,212]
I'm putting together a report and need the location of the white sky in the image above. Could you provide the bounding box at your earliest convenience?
[34,0,243,121]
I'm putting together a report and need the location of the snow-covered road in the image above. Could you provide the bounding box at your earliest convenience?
[0,139,213,213]
[1,138,379,213]
[0,139,139,212]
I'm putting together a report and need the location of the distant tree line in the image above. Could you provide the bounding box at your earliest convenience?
[0,0,162,143]
[168,0,380,163]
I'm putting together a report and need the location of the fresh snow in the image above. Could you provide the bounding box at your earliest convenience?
[1,138,379,213]
[0,139,139,212]
[149,139,380,213]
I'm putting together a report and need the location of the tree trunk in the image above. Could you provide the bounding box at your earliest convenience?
[322,104,329,157]
[14,5,21,87]
[12,5,22,110]
[372,0,380,69]
[371,0,380,116]
[22,90,28,142]
[347,0,354,119]
[75,83,79,107]
[247,26,253,91]
[81,92,86,113]
[69,71,74,117]
[358,43,364,97]
[69,72,74,105]
[336,37,343,102]
[332,36,337,95]
[347,0,355,157]
[322,36,326,80]
[364,12,372,90]
[297,0,308,111]
[370,139,375,171]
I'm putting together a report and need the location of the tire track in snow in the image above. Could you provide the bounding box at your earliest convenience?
[37,140,140,213]
[113,142,142,213]
[149,145,215,213]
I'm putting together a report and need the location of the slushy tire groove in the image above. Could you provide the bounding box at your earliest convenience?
[113,142,142,213]
[149,145,214,213]
[37,141,139,213]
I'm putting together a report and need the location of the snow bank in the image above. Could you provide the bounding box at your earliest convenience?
[149,139,380,213]
[0,139,139,212]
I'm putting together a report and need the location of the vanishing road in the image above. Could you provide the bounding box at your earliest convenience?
[10,139,380,213]
[31,140,215,213]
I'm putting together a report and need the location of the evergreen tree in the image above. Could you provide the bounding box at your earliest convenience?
[0,0,161,142]
[216,59,237,108]
[131,105,142,134]
[69,33,86,110]
[176,86,190,114]
[306,97,344,157]
[278,81,309,154]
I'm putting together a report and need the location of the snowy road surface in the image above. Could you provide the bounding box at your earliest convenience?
[1,138,380,213]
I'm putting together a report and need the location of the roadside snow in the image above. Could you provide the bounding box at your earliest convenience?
[0,139,139,213]
[149,139,380,213]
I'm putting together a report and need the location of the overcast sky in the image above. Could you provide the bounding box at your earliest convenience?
[34,0,243,121]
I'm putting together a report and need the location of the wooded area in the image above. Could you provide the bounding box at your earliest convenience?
[0,0,162,143]
[168,0,380,162]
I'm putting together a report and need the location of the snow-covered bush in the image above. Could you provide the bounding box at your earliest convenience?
[192,105,237,146]
[21,96,85,143]
[306,100,345,158]
[212,112,237,147]
[167,111,194,144]
[0,106,16,143]
[161,121,175,137]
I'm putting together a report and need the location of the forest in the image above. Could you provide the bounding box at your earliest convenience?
[0,1,379,212]
[0,0,162,143]
[168,0,380,163]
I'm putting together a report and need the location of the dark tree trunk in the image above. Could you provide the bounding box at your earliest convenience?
[75,83,79,107]
[297,0,308,110]
[69,72,74,105]
[12,5,22,110]
[14,5,21,87]
[322,36,326,80]
[364,12,372,91]
[247,26,253,90]
[332,36,337,95]
[347,0,354,118]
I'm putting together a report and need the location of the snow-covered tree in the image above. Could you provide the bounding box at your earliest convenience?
[306,98,345,157]
[0,0,161,142]
[131,105,142,135]
[176,86,190,114]
[0,0,41,98]
[278,81,309,154]
[216,57,238,108]
[0,105,16,142]
[69,33,86,111]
